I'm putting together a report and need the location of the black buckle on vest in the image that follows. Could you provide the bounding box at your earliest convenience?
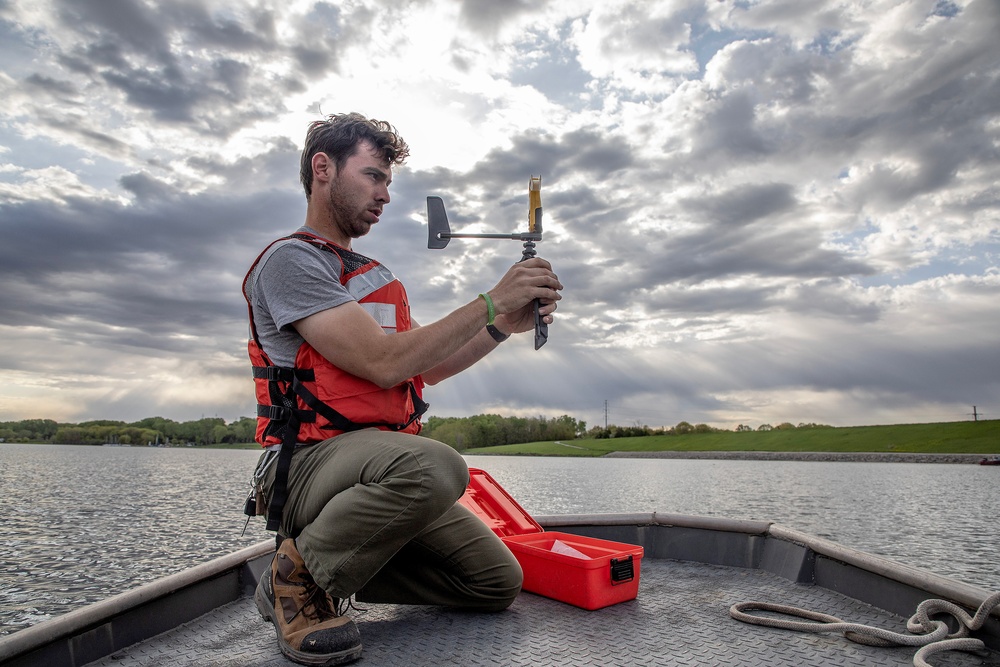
[258,404,290,421]
[253,365,293,382]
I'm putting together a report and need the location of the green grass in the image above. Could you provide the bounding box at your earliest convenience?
[210,442,261,450]
[463,420,1000,457]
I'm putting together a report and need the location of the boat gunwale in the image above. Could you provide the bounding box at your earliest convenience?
[0,540,273,664]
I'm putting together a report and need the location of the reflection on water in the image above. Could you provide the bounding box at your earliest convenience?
[0,444,268,635]
[1,445,998,636]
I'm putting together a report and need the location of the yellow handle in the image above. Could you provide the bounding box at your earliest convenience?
[528,176,541,233]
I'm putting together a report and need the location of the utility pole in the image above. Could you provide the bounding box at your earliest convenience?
[604,400,609,430]
[972,406,979,422]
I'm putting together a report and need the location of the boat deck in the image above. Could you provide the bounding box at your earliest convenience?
[83,557,994,667]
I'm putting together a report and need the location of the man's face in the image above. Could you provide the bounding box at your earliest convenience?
[327,140,392,240]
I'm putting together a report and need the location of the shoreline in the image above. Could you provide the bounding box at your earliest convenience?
[603,451,992,464]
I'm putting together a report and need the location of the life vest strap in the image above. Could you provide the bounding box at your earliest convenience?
[266,413,299,534]
[256,404,317,423]
[252,365,316,383]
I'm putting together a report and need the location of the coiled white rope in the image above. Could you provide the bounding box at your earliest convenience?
[730,591,1000,667]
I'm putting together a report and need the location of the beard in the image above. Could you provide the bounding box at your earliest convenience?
[327,179,373,239]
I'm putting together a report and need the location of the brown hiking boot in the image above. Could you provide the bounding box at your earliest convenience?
[255,538,362,666]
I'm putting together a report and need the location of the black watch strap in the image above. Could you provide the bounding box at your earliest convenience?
[486,323,509,343]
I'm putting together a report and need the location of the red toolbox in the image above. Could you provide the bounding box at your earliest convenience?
[458,467,644,610]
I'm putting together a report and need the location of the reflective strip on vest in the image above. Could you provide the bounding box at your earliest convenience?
[345,263,396,300]
[361,302,397,332]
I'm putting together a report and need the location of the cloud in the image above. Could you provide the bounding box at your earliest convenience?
[0,0,998,429]
[572,0,700,87]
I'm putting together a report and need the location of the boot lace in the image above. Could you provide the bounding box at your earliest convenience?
[336,595,366,615]
[296,580,339,622]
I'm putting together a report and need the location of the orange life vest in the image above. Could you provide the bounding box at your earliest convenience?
[243,232,428,448]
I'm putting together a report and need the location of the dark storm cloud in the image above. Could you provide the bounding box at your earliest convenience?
[32,0,345,136]
[630,182,879,291]
[635,222,873,288]
[466,128,635,196]
[119,172,182,201]
[682,182,795,228]
[0,140,304,358]
[37,116,134,158]
[288,2,344,76]
[23,74,78,97]
[459,0,539,35]
[642,284,779,316]
[385,123,880,332]
[446,131,871,294]
[724,326,1000,402]
[183,136,302,194]
[166,2,278,51]
[707,0,1000,202]
[54,0,172,59]
[691,90,776,161]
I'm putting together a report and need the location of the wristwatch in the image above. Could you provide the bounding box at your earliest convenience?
[486,323,509,343]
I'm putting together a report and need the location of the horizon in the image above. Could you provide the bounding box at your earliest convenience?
[3,412,995,432]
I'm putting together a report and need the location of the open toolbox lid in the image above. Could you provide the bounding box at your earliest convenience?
[458,468,543,538]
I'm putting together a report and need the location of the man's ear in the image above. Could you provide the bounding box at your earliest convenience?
[312,152,333,184]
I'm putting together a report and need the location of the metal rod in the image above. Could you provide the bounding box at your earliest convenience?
[438,232,542,241]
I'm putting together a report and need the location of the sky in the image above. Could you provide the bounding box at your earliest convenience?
[1,0,998,432]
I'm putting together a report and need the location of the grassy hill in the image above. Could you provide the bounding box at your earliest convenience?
[463,419,1000,457]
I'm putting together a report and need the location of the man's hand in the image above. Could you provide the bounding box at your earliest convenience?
[487,257,562,334]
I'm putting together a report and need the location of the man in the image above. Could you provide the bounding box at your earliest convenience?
[243,112,562,666]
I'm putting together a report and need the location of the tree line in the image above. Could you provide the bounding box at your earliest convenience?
[2,414,590,448]
[0,417,257,447]
[375,416,830,450]
[1,416,832,449]
[421,414,586,451]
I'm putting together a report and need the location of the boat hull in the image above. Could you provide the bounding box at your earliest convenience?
[1,513,997,667]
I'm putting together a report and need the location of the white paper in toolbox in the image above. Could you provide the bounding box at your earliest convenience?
[550,539,589,559]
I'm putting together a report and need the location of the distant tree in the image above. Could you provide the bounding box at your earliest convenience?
[53,427,86,444]
[3,416,273,446]
[421,413,587,450]
[230,417,257,443]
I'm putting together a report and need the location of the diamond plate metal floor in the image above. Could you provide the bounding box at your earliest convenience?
[86,559,998,667]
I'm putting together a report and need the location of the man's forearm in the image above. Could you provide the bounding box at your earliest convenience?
[296,296,490,389]
[421,325,502,385]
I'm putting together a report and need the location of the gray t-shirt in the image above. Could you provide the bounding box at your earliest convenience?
[246,227,355,367]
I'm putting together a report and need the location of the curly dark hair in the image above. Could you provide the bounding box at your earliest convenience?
[299,113,410,200]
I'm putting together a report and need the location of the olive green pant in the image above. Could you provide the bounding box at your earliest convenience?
[259,429,522,611]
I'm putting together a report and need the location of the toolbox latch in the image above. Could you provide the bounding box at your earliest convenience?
[610,555,634,585]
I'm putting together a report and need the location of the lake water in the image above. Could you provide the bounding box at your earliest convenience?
[1,444,998,637]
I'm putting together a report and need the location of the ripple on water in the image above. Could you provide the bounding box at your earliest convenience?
[1,446,998,637]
